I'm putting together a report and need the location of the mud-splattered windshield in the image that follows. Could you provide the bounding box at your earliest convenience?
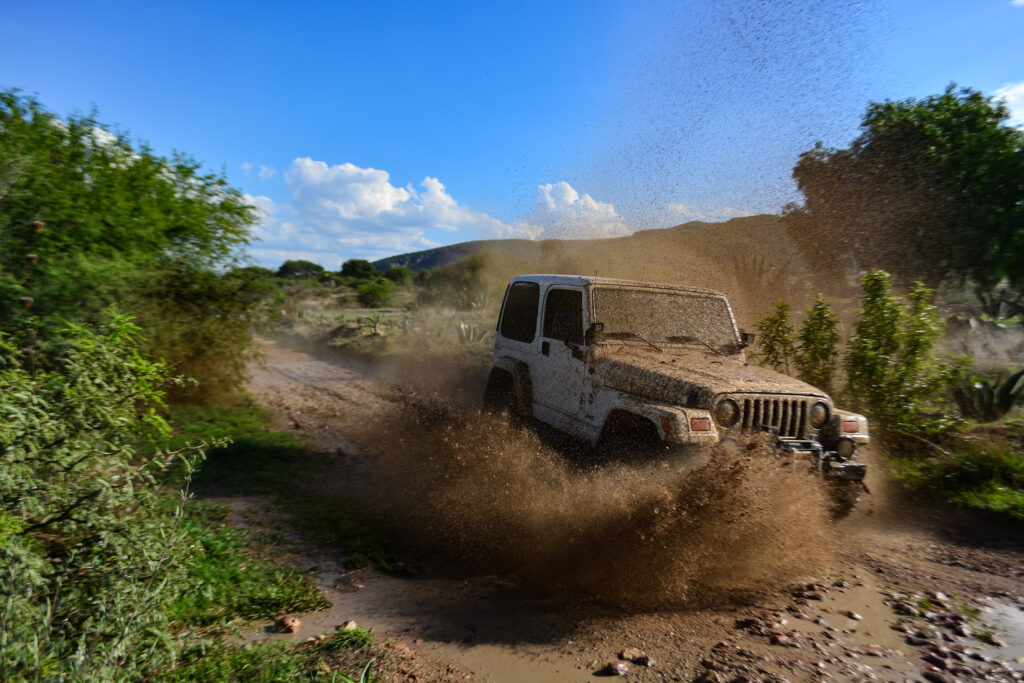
[592,288,738,349]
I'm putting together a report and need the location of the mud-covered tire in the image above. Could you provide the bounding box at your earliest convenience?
[828,480,863,517]
[483,370,520,423]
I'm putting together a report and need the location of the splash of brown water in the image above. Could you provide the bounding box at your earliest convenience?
[356,391,836,609]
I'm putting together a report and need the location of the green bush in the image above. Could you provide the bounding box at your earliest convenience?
[845,270,956,434]
[756,300,796,374]
[341,259,378,280]
[357,282,393,308]
[893,439,1024,519]
[0,319,328,679]
[0,316,204,678]
[794,295,841,395]
[384,265,415,286]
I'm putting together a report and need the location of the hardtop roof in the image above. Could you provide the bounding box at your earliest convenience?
[509,274,726,298]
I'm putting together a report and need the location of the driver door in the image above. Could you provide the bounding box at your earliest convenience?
[530,286,590,438]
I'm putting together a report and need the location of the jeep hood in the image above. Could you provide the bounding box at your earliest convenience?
[594,345,827,408]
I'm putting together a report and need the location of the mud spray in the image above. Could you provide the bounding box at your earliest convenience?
[353,390,836,610]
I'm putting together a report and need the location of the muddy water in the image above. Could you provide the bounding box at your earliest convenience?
[241,339,1024,681]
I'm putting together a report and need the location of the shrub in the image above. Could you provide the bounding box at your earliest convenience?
[276,259,325,280]
[794,295,841,395]
[893,439,1024,519]
[384,265,415,286]
[0,316,206,678]
[357,282,393,308]
[756,300,796,374]
[845,270,954,433]
[341,259,378,279]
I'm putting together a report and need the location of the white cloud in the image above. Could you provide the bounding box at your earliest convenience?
[1012,0,1024,7]
[520,182,630,240]
[994,80,1024,127]
[241,162,253,175]
[258,165,276,181]
[248,158,630,267]
[666,203,754,222]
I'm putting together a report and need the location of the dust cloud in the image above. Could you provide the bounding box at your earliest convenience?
[355,391,836,609]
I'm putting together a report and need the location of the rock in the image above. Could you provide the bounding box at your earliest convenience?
[277,615,301,634]
[845,611,863,621]
[341,620,358,631]
[923,653,948,670]
[636,655,655,668]
[620,647,645,662]
[921,671,948,683]
[906,636,932,647]
[604,661,628,676]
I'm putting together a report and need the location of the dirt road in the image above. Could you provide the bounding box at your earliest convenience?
[241,338,1024,682]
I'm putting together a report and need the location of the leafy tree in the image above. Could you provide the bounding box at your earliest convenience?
[0,91,267,396]
[340,259,378,279]
[275,259,324,280]
[784,85,1024,294]
[384,265,415,286]
[756,300,796,374]
[845,270,952,431]
[794,295,840,395]
[356,282,392,308]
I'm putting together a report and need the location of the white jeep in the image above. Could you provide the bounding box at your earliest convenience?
[484,275,870,497]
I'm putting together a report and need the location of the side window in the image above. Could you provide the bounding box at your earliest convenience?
[499,282,540,343]
[542,288,583,345]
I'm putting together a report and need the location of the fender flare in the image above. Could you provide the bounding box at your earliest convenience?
[489,357,533,417]
[602,396,719,445]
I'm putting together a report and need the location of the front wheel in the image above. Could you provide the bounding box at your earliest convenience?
[483,370,520,424]
[827,479,863,517]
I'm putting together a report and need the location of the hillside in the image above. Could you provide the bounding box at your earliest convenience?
[374,214,811,326]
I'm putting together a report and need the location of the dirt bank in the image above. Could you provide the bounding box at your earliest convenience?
[241,338,1024,682]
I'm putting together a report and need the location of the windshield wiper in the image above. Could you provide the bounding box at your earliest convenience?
[666,335,725,356]
[603,331,663,353]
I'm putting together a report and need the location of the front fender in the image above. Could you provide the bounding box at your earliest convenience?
[607,396,720,445]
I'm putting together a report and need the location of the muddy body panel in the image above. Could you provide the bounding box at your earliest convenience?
[487,275,870,481]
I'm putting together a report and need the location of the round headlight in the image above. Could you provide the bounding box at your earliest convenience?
[837,437,856,459]
[809,401,830,428]
[714,398,740,427]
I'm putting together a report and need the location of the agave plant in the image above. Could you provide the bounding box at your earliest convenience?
[952,368,1024,422]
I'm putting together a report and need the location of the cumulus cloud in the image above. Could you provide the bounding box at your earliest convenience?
[258,165,276,181]
[1012,0,1023,7]
[666,203,754,222]
[248,158,631,268]
[994,80,1024,127]
[240,162,253,175]
[520,182,630,240]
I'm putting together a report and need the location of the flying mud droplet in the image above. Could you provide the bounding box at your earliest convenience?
[354,390,836,609]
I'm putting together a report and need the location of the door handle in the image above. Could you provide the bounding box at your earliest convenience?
[541,341,550,356]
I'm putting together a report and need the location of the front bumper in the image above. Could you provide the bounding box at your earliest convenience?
[774,434,867,481]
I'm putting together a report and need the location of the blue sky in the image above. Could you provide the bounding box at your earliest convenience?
[2,0,1022,269]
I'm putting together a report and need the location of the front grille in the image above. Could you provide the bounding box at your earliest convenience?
[739,397,806,438]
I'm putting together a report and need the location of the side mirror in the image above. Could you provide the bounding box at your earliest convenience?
[585,322,604,345]
[739,330,756,349]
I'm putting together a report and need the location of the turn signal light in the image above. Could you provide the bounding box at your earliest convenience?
[660,416,672,433]
[690,417,711,432]
[842,420,859,433]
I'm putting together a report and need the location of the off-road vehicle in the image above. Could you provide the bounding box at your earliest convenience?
[484,275,870,507]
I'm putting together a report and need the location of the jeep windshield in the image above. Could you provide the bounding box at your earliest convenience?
[592,287,739,350]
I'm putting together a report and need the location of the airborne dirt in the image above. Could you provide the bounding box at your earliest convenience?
[242,338,1024,682]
